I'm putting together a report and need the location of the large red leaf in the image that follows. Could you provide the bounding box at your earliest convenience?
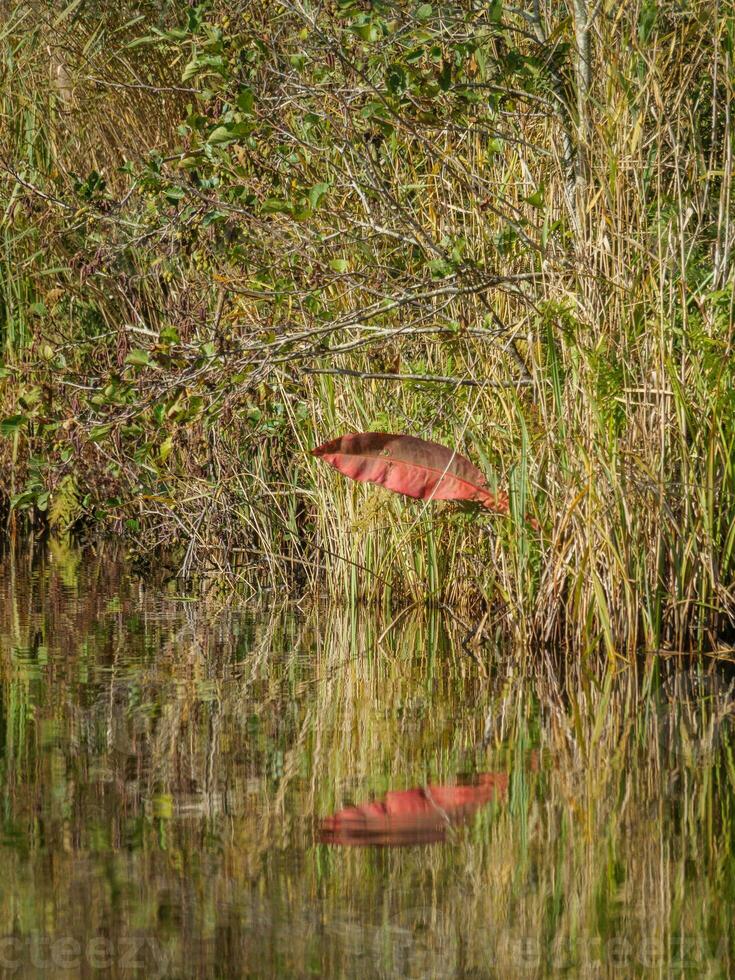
[312,432,511,517]
[318,773,508,846]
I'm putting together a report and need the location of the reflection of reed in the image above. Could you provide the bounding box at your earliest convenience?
[0,548,733,976]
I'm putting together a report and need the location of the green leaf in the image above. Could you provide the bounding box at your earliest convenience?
[387,64,406,94]
[261,198,292,214]
[352,21,379,42]
[488,0,503,22]
[89,423,113,443]
[202,209,226,226]
[309,182,331,209]
[438,60,452,91]
[428,258,454,278]
[524,187,545,208]
[125,349,155,368]
[361,100,389,120]
[237,87,255,113]
[416,3,433,20]
[159,326,180,344]
[0,414,27,436]
[208,126,235,145]
[182,54,226,82]
[10,490,35,510]
[159,436,174,462]
[329,258,349,273]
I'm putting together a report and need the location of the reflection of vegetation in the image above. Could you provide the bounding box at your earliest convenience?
[0,550,733,974]
[0,3,734,653]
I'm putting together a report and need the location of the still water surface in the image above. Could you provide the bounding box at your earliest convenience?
[1,544,734,977]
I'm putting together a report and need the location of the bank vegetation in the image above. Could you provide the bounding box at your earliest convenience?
[1,0,734,654]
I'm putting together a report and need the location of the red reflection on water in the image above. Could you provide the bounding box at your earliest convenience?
[319,773,508,846]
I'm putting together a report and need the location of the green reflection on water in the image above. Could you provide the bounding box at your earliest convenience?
[0,546,733,977]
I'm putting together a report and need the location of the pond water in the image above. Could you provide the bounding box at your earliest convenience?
[0,543,734,978]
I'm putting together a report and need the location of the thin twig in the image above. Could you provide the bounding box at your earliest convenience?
[303,367,534,387]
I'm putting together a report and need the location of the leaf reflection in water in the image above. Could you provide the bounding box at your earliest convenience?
[319,773,508,846]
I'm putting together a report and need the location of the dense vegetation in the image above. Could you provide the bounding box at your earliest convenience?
[1,0,734,653]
